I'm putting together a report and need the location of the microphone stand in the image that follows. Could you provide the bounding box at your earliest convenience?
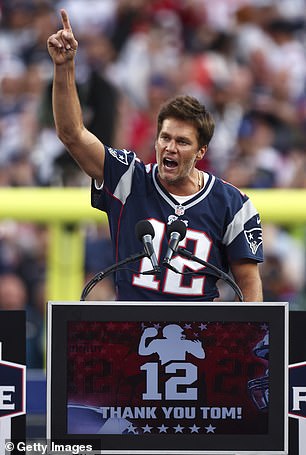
[81,248,243,302]
[80,251,148,301]
[177,247,244,302]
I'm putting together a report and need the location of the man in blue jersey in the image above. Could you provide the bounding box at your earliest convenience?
[47,10,263,302]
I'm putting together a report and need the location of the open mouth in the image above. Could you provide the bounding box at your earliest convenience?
[163,158,178,169]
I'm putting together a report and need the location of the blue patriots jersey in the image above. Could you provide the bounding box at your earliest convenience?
[91,146,263,301]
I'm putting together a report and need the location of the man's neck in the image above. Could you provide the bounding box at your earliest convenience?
[158,170,204,196]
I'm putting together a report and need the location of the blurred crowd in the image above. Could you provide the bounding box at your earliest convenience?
[0,0,306,368]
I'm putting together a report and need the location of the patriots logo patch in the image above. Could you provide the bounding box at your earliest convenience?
[167,215,189,227]
[108,147,130,165]
[167,215,178,224]
[244,228,263,255]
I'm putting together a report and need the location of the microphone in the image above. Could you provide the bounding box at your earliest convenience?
[135,220,160,272]
[163,220,187,265]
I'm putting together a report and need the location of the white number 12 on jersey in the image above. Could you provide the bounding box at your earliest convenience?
[132,219,212,296]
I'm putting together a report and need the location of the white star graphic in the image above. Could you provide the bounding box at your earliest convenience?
[127,423,138,434]
[142,424,153,433]
[189,424,200,433]
[173,424,184,433]
[184,323,192,329]
[158,424,169,433]
[199,323,208,331]
[205,424,216,433]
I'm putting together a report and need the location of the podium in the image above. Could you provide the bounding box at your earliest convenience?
[46,302,288,454]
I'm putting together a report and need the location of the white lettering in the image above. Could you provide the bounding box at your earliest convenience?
[162,406,196,419]
[162,406,173,419]
[0,386,15,410]
[200,406,242,419]
[99,406,157,419]
[17,442,48,454]
[292,387,306,410]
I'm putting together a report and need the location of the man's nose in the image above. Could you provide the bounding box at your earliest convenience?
[165,139,176,151]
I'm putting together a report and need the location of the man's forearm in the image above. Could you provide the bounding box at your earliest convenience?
[48,9,105,182]
[238,277,263,302]
[52,61,84,146]
[231,261,263,302]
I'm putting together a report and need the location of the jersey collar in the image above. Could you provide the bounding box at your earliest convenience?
[152,164,215,215]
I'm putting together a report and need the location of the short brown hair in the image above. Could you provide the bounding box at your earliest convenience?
[157,95,215,147]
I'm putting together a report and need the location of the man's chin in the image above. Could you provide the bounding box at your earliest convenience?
[159,173,178,186]
[159,168,178,182]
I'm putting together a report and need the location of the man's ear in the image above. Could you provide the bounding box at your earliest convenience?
[196,145,207,161]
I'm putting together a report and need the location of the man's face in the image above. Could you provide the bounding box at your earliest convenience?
[155,117,205,186]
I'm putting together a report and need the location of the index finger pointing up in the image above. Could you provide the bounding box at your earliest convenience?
[60,9,72,31]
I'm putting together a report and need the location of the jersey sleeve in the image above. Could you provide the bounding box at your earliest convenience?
[91,146,137,212]
[222,191,264,263]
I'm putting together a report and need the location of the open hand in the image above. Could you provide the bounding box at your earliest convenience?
[47,9,78,65]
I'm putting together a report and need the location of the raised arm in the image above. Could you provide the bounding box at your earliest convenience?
[138,327,158,356]
[47,9,105,182]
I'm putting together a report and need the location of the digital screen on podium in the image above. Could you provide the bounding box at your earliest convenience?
[47,302,288,454]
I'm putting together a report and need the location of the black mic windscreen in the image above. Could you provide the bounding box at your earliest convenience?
[167,220,187,240]
[135,220,155,241]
